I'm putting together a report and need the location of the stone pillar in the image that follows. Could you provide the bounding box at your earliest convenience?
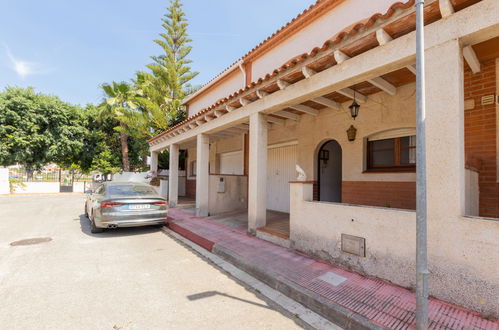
[168,144,179,208]
[425,39,465,220]
[248,112,268,233]
[150,151,159,174]
[196,134,210,217]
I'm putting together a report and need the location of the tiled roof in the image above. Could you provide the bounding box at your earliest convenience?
[148,0,474,144]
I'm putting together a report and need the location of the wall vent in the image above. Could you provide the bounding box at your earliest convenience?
[481,94,495,106]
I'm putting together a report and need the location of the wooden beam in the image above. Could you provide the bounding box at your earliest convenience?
[335,50,397,95]
[277,79,290,90]
[337,88,367,103]
[240,98,251,106]
[196,119,206,125]
[226,105,236,112]
[189,123,197,129]
[333,50,350,64]
[267,116,285,125]
[214,110,224,118]
[439,0,454,18]
[204,114,215,122]
[463,45,481,74]
[302,66,316,78]
[376,28,393,45]
[256,90,269,99]
[312,96,341,110]
[406,65,416,74]
[368,77,397,96]
[289,104,319,116]
[273,110,300,120]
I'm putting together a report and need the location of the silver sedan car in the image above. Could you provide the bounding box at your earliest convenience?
[85,182,168,233]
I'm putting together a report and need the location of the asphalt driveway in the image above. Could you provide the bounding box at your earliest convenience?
[0,194,303,329]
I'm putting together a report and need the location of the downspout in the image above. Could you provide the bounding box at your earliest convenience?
[238,60,246,88]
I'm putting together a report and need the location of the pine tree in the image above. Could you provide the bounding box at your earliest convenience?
[143,0,198,129]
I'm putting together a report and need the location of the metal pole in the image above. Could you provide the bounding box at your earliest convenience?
[415,0,429,329]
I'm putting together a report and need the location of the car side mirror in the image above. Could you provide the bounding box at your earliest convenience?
[85,189,93,194]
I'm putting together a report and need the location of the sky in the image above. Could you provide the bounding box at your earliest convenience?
[0,0,316,106]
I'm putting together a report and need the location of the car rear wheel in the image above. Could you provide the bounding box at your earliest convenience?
[90,215,104,233]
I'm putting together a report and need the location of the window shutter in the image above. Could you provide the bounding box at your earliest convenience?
[368,128,416,141]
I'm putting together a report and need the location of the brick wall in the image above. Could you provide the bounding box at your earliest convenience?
[464,58,499,218]
[342,181,416,210]
[186,179,196,198]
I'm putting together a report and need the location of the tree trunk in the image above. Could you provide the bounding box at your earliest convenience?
[119,122,130,172]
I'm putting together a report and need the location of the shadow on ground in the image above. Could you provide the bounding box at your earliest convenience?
[187,290,273,310]
[78,214,161,238]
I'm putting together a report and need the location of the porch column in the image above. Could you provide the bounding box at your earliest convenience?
[425,39,465,219]
[248,112,268,233]
[150,151,159,174]
[196,133,210,217]
[168,144,179,208]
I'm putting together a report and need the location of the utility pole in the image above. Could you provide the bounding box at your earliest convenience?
[415,0,429,329]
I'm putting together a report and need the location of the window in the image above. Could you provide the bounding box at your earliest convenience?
[367,135,416,171]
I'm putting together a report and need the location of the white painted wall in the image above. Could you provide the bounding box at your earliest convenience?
[290,182,499,319]
[13,182,60,194]
[208,175,247,215]
[188,70,245,116]
[0,168,9,194]
[251,0,396,80]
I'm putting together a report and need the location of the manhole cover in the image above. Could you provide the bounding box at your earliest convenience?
[10,237,52,246]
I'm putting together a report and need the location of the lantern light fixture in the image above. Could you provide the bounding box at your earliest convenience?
[349,90,361,120]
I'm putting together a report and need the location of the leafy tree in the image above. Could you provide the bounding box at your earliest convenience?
[139,0,198,131]
[0,87,86,176]
[99,81,145,172]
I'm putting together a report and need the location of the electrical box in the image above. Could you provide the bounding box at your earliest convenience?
[217,177,225,193]
[341,234,366,257]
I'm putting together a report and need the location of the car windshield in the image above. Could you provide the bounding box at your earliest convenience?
[107,184,156,197]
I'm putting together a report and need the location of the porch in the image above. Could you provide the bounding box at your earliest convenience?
[149,0,499,318]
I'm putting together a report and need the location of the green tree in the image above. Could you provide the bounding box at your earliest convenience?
[140,0,198,131]
[0,87,86,176]
[99,81,144,172]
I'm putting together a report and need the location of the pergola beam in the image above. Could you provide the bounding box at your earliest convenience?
[289,104,319,116]
[439,0,454,17]
[335,50,397,95]
[267,116,285,125]
[463,45,481,73]
[312,96,341,110]
[277,79,290,90]
[336,88,367,103]
[256,90,269,99]
[273,110,300,121]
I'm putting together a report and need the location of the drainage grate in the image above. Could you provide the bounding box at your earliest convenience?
[10,237,52,246]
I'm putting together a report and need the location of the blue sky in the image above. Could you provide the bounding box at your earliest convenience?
[0,0,315,105]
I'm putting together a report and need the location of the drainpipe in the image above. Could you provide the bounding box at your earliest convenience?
[415,0,429,329]
[238,61,246,87]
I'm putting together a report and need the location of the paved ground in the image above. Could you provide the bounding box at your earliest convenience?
[167,208,499,330]
[0,194,305,329]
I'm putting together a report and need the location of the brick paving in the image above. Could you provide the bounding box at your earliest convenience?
[167,208,498,330]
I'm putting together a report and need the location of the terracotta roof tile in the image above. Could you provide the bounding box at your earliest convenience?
[148,0,442,143]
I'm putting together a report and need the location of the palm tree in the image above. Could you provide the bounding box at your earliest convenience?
[100,81,140,172]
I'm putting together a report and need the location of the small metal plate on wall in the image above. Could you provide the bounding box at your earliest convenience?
[341,234,365,257]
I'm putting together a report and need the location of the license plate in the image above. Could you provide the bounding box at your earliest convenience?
[129,204,150,210]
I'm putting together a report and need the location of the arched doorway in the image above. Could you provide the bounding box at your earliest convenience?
[317,140,342,202]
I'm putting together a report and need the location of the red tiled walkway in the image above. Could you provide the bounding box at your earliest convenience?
[167,208,498,330]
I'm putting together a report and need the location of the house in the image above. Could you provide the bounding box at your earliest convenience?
[148,0,499,318]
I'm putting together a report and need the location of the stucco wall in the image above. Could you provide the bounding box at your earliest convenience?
[188,69,244,116]
[290,182,499,318]
[208,175,247,215]
[13,182,60,194]
[251,0,396,80]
